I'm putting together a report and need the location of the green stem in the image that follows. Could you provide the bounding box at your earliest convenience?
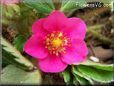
[88,24,104,31]
[87,28,112,44]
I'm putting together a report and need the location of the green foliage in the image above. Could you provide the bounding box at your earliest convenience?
[72,67,94,85]
[4,4,20,19]
[63,60,114,85]
[1,65,42,85]
[14,4,37,37]
[62,68,74,85]
[77,65,113,83]
[62,69,71,84]
[13,35,27,52]
[23,0,55,13]
[80,60,113,71]
[1,37,34,70]
[1,4,20,25]
[73,73,90,85]
[60,0,86,12]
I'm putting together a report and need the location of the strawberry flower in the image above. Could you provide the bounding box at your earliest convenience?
[24,10,88,73]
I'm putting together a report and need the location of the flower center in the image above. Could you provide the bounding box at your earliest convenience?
[44,32,71,56]
[52,38,62,48]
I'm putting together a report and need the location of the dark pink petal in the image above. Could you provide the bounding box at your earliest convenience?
[61,39,88,64]
[69,18,87,40]
[43,10,67,32]
[38,55,68,73]
[62,48,85,64]
[24,34,48,59]
[62,18,87,40]
[32,18,49,35]
[71,39,88,57]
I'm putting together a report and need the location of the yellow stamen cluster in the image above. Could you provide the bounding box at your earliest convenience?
[44,32,71,56]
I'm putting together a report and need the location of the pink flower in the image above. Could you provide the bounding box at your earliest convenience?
[0,0,19,5]
[24,10,88,73]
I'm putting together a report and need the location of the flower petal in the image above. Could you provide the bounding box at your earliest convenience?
[38,55,68,73]
[32,18,49,35]
[62,52,85,65]
[71,39,88,57]
[62,18,87,40]
[24,34,48,59]
[61,39,88,64]
[43,10,67,32]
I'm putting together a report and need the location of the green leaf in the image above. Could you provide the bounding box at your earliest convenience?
[23,0,54,13]
[72,66,94,84]
[5,6,14,18]
[13,35,27,52]
[62,67,74,85]
[4,4,20,19]
[80,60,113,71]
[73,74,90,85]
[1,65,42,85]
[77,65,114,83]
[1,37,34,70]
[62,70,71,83]
[42,0,55,9]
[11,4,20,16]
[60,0,86,12]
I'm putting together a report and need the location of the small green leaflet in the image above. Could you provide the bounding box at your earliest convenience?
[62,69,71,83]
[13,35,27,52]
[80,60,113,71]
[77,65,114,83]
[23,0,55,13]
[1,37,34,70]
[72,66,94,84]
[73,73,90,85]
